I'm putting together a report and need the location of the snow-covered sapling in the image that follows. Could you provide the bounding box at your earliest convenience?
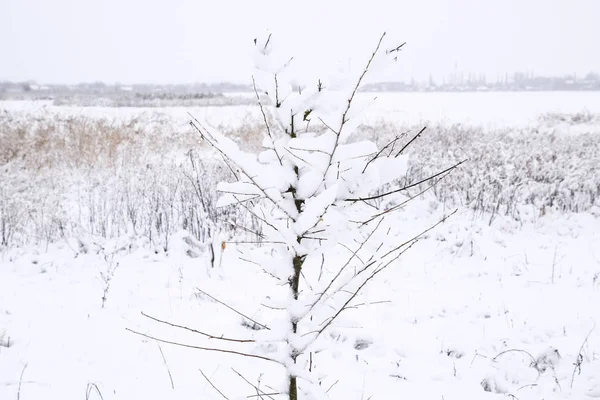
[133,32,461,400]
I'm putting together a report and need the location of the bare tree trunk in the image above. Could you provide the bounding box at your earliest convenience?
[289,375,298,400]
[289,252,303,400]
[289,163,304,400]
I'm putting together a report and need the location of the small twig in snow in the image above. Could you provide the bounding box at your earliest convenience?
[85,382,104,400]
[493,349,537,364]
[326,379,339,394]
[570,322,596,389]
[17,363,28,400]
[156,341,175,389]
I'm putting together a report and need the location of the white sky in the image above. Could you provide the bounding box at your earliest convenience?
[1,0,598,84]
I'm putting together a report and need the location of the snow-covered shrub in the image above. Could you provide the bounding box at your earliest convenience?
[359,121,600,221]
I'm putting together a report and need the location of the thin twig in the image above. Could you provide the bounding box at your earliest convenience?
[189,117,295,221]
[308,211,454,341]
[308,218,384,312]
[358,168,453,226]
[142,312,255,343]
[196,288,270,330]
[326,379,339,394]
[316,239,419,336]
[361,131,408,173]
[387,42,406,54]
[225,240,286,245]
[318,253,325,282]
[85,382,104,400]
[126,328,278,363]
[156,341,175,389]
[231,368,277,400]
[217,217,265,239]
[252,75,282,166]
[346,300,392,309]
[347,159,467,202]
[200,368,230,400]
[317,32,387,196]
[570,322,596,389]
[17,363,28,400]
[394,126,426,157]
[231,194,281,240]
[262,33,272,53]
[493,349,537,363]
[377,210,456,261]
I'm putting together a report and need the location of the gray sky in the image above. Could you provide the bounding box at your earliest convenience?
[1,0,598,84]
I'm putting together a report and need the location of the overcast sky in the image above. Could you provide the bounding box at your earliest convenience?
[1,0,598,84]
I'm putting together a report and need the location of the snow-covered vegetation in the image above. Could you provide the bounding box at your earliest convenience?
[1,101,598,249]
[1,49,600,399]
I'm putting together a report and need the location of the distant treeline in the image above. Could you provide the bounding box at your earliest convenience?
[1,71,600,98]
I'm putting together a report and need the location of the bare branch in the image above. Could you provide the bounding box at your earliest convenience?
[200,368,230,400]
[252,75,283,166]
[288,146,332,156]
[316,238,419,336]
[225,240,286,245]
[377,210,456,261]
[346,300,392,309]
[189,117,296,221]
[361,131,408,173]
[196,288,270,330]
[141,312,255,343]
[263,33,272,53]
[394,126,426,157]
[126,328,278,363]
[305,210,456,343]
[232,368,278,400]
[316,32,387,195]
[387,42,406,54]
[284,147,311,165]
[217,217,265,239]
[318,253,325,282]
[318,117,338,135]
[358,170,453,226]
[326,379,339,394]
[274,74,281,108]
[346,159,467,202]
[308,218,384,312]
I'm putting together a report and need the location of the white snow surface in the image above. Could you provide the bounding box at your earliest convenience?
[3,90,600,131]
[1,93,600,399]
[1,203,599,399]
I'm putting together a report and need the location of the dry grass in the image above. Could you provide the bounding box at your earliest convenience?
[1,110,599,249]
[0,114,202,169]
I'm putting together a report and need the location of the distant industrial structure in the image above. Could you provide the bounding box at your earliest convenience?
[363,72,600,92]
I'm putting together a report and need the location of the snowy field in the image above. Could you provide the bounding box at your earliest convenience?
[1,92,600,400]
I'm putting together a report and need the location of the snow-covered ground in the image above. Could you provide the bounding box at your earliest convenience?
[3,90,600,130]
[1,94,600,399]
